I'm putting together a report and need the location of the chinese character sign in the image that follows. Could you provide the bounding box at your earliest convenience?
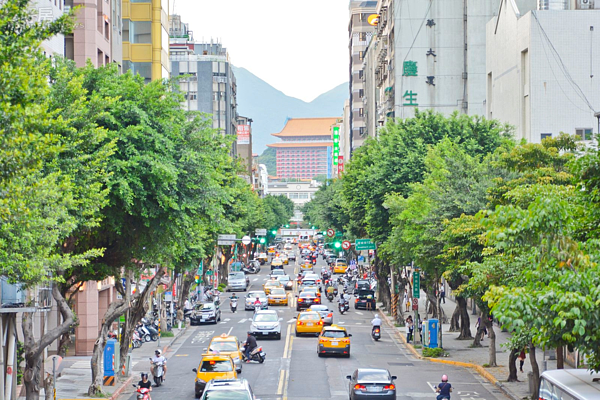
[403,90,418,106]
[338,156,344,175]
[332,127,340,166]
[237,124,250,144]
[402,61,418,77]
[38,7,54,22]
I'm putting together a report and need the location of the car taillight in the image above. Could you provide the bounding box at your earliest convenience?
[354,384,366,390]
[297,321,303,325]
[327,313,333,318]
[343,339,350,344]
[355,299,358,303]
[384,384,395,390]
[299,298,304,302]
[318,320,323,325]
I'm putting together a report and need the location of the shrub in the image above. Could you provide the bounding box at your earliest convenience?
[422,347,445,358]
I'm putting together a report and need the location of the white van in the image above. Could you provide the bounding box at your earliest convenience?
[226,271,248,292]
[539,369,600,400]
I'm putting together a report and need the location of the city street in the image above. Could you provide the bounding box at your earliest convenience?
[120,252,508,400]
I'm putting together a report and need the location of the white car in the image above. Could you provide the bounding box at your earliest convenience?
[250,310,281,340]
[226,271,248,292]
[245,291,268,310]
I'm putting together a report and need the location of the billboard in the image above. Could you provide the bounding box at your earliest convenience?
[237,124,250,145]
[332,126,340,167]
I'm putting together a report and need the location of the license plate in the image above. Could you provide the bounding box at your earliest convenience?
[307,323,313,326]
[331,341,338,346]
[367,386,382,392]
[262,332,268,335]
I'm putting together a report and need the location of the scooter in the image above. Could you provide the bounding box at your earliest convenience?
[230,297,238,313]
[132,329,143,349]
[338,301,349,315]
[372,326,381,341]
[132,384,151,400]
[149,358,165,387]
[326,292,334,302]
[242,346,266,363]
[136,323,152,343]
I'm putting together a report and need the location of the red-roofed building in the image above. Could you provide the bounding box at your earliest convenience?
[267,117,338,179]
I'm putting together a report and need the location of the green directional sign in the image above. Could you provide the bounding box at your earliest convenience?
[413,270,420,298]
[355,239,376,251]
[333,127,340,167]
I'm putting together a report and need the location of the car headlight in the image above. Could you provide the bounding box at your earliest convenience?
[197,378,206,384]
[251,323,258,330]
[233,357,240,363]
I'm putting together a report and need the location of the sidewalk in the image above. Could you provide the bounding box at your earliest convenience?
[378,295,556,400]
[32,327,187,400]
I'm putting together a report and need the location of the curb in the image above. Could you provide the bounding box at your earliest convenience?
[377,306,521,400]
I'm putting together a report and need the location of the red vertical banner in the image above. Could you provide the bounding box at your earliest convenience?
[338,156,344,175]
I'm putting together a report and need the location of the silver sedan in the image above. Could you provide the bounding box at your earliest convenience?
[307,304,334,325]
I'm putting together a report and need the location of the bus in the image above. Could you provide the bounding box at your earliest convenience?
[539,369,600,400]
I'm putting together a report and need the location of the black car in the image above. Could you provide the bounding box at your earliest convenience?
[347,368,397,400]
[354,290,376,310]
[296,292,319,311]
[189,302,221,325]
[354,279,371,294]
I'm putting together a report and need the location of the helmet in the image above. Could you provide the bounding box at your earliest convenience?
[375,314,379,318]
[247,331,253,335]
[441,374,448,382]
[155,349,162,355]
[141,373,148,380]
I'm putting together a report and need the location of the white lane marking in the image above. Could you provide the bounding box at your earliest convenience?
[253,278,258,282]
[339,321,345,324]
[287,319,296,324]
[355,311,364,315]
[279,317,283,321]
[356,323,362,325]
[224,318,231,322]
[191,330,214,344]
[238,318,248,324]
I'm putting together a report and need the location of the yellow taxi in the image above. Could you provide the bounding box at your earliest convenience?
[294,311,324,336]
[300,260,313,271]
[192,353,237,397]
[267,287,288,306]
[257,253,269,265]
[206,333,243,373]
[317,324,352,357]
[271,258,284,270]
[267,246,276,254]
[263,278,283,295]
[334,261,348,274]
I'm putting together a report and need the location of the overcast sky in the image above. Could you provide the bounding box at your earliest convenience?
[174,0,350,102]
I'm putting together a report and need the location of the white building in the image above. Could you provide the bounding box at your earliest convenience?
[268,180,322,222]
[366,0,502,125]
[33,0,66,56]
[487,1,600,143]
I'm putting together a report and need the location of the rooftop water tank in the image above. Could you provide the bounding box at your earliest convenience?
[538,0,570,9]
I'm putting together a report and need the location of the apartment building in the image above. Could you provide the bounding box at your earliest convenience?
[33,0,66,56]
[237,116,254,182]
[169,16,238,142]
[64,0,123,69]
[348,1,378,153]
[487,0,600,143]
[122,0,170,82]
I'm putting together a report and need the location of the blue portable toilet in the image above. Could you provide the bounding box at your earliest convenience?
[428,319,439,348]
[104,339,116,377]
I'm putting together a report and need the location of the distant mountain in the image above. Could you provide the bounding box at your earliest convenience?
[233,66,348,155]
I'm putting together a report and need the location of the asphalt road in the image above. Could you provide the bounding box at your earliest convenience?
[121,249,508,400]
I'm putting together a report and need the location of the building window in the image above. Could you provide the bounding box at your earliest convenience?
[359,108,364,117]
[359,51,364,60]
[575,128,593,141]
[540,133,552,141]
[130,21,151,44]
[359,13,366,21]
[359,32,367,41]
[359,70,364,79]
[130,0,151,2]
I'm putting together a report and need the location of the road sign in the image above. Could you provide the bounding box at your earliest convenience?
[255,229,267,236]
[413,271,420,298]
[342,240,351,250]
[355,239,376,251]
[412,297,419,310]
[326,229,335,238]
[218,234,236,246]
[242,235,251,245]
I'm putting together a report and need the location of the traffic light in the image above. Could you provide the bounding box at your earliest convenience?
[194,275,200,283]
[285,224,289,228]
[271,230,277,235]
[334,241,341,249]
[259,237,266,244]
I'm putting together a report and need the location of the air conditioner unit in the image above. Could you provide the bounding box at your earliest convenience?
[578,0,596,9]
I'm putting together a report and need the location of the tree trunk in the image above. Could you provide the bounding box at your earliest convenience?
[23,283,76,400]
[177,271,194,310]
[449,302,460,332]
[529,343,540,400]
[457,297,473,340]
[88,298,127,395]
[118,267,166,373]
[557,345,564,369]
[507,348,519,382]
[482,309,497,367]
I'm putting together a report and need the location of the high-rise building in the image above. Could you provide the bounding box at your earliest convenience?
[122,0,170,82]
[236,116,254,182]
[362,0,501,129]
[348,1,378,154]
[33,0,66,57]
[169,17,238,143]
[64,0,123,69]
[267,117,337,180]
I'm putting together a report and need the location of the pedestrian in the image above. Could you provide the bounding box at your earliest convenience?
[421,316,428,343]
[440,283,445,304]
[518,348,527,372]
[476,316,487,341]
[406,316,414,343]
[403,290,409,312]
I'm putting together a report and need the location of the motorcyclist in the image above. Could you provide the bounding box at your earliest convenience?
[243,331,258,363]
[138,372,152,391]
[371,314,382,334]
[436,374,452,400]
[338,293,347,310]
[254,296,262,306]
[150,349,167,381]
[326,285,336,296]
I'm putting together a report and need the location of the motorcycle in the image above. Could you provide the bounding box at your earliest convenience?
[326,292,335,302]
[149,358,165,387]
[254,302,262,313]
[142,319,159,341]
[136,323,152,343]
[230,297,238,313]
[242,346,266,363]
[132,329,143,349]
[132,384,151,400]
[372,326,381,341]
[338,301,349,315]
